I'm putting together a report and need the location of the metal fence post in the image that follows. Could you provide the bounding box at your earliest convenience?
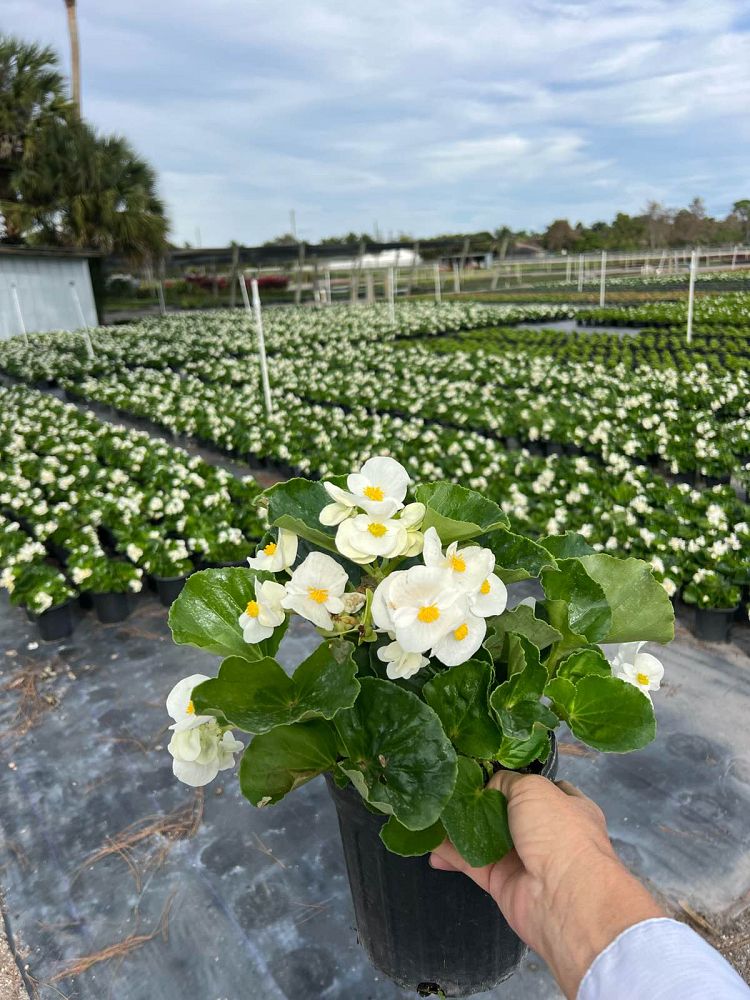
[10,283,29,345]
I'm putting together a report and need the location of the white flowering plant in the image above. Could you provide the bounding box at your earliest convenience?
[166,457,674,866]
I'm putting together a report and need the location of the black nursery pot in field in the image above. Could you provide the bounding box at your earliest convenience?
[92,591,131,624]
[154,575,188,607]
[36,601,74,641]
[327,737,558,998]
[692,606,737,643]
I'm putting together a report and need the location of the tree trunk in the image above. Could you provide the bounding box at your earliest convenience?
[65,0,82,115]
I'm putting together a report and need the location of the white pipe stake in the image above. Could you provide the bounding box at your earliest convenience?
[69,281,94,359]
[686,248,698,345]
[577,254,584,292]
[157,280,167,315]
[388,266,396,323]
[434,261,442,303]
[599,250,607,307]
[240,275,273,416]
[10,284,29,345]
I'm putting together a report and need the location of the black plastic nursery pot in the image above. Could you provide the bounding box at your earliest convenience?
[154,575,188,608]
[692,606,737,643]
[92,591,131,624]
[327,737,558,998]
[36,600,75,641]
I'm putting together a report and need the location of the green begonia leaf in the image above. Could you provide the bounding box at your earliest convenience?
[547,675,656,753]
[479,528,557,584]
[380,817,446,857]
[168,567,287,660]
[423,659,503,758]
[496,729,552,769]
[262,477,338,553]
[556,647,611,683]
[543,599,590,671]
[541,559,612,642]
[191,640,360,733]
[333,678,457,830]
[490,638,558,740]
[539,532,596,559]
[485,604,562,658]
[441,757,513,867]
[240,720,339,805]
[576,555,675,644]
[414,482,509,543]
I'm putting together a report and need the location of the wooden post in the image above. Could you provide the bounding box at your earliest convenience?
[599,250,607,307]
[240,274,273,415]
[157,258,167,316]
[229,243,240,308]
[10,283,29,345]
[294,242,306,306]
[686,248,697,345]
[387,267,396,322]
[434,261,442,303]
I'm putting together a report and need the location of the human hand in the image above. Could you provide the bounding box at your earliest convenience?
[430,771,664,999]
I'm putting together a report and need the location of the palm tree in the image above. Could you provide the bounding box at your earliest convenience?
[12,117,168,259]
[63,0,81,114]
[0,36,70,206]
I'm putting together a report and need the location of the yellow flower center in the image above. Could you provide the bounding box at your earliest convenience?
[418,604,440,623]
[480,579,491,595]
[308,587,329,604]
[450,554,466,573]
[454,623,469,641]
[636,672,650,686]
[364,485,385,501]
[245,600,260,618]
[368,522,387,537]
[263,542,277,556]
[186,700,195,715]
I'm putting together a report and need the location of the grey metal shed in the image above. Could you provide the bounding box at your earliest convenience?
[0,246,99,340]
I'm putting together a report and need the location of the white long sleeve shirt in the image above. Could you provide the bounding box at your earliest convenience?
[578,918,750,999]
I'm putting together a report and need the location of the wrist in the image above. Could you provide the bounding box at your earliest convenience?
[538,851,665,999]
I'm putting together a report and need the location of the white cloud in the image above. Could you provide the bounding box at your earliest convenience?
[2,0,749,241]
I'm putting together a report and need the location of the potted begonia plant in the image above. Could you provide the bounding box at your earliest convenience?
[164,457,674,997]
[83,557,143,623]
[682,568,741,643]
[145,539,195,607]
[7,562,77,640]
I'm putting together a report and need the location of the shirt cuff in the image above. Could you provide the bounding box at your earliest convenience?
[577,916,750,1000]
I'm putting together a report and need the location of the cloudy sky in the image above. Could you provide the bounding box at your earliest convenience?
[5,1,750,245]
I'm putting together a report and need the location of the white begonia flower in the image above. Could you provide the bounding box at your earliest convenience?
[321,456,410,523]
[281,551,349,629]
[432,611,487,666]
[377,640,429,680]
[169,725,244,787]
[239,579,287,643]
[422,526,494,594]
[247,528,298,572]
[468,573,508,618]
[335,513,408,564]
[167,673,213,733]
[1,567,16,592]
[387,565,466,653]
[610,642,664,700]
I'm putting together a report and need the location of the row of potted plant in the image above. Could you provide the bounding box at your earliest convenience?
[0,302,574,386]
[0,384,265,639]
[49,364,750,640]
[577,291,750,328]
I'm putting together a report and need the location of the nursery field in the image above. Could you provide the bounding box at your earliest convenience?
[1,296,750,998]
[0,297,748,641]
